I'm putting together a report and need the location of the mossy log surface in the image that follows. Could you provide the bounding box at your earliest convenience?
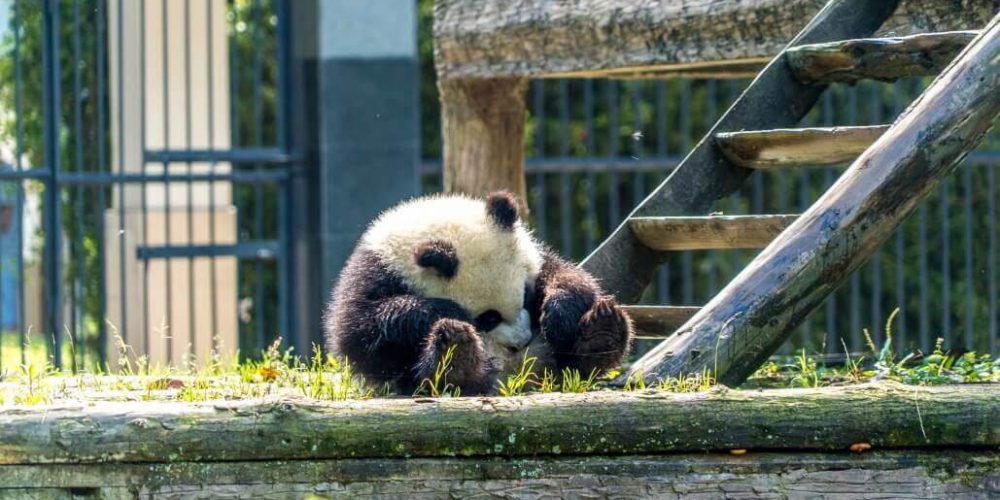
[0,382,997,465]
[434,0,999,79]
[1,452,998,499]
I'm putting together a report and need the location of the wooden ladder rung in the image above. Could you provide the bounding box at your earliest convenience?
[629,215,799,251]
[715,125,888,169]
[786,30,979,84]
[622,305,700,338]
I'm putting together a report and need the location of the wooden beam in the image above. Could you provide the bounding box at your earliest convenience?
[434,0,999,80]
[625,14,1000,386]
[715,126,889,169]
[0,382,997,464]
[2,452,997,497]
[630,215,799,250]
[582,1,904,302]
[439,77,529,205]
[787,31,979,84]
[623,305,701,338]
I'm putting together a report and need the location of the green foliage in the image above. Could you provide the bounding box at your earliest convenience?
[414,344,461,398]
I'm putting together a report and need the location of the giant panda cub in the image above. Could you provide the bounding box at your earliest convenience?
[324,191,633,395]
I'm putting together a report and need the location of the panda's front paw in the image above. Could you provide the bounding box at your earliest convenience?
[417,318,497,395]
[573,296,633,375]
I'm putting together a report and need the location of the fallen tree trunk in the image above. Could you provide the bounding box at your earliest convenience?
[434,0,999,79]
[1,452,998,498]
[625,14,1000,386]
[0,382,997,464]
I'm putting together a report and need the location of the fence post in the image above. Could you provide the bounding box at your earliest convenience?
[285,0,420,354]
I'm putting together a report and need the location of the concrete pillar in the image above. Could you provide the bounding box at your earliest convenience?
[286,0,420,351]
[106,0,237,366]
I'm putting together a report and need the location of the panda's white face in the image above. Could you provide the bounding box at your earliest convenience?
[361,194,543,370]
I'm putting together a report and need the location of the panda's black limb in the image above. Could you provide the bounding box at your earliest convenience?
[324,248,497,395]
[536,249,634,375]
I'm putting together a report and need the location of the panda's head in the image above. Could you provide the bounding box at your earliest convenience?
[361,191,543,370]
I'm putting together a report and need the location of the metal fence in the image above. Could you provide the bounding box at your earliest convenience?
[0,0,293,370]
[423,77,1000,357]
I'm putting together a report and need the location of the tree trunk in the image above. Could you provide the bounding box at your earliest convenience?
[0,382,996,464]
[439,78,529,207]
[434,0,999,79]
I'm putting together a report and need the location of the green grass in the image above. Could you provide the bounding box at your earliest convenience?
[0,308,996,407]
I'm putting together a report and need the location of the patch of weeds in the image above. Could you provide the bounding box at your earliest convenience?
[415,345,462,398]
[559,367,598,393]
[498,353,537,397]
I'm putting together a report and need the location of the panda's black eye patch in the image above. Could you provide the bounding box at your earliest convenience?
[474,310,503,332]
[414,240,459,279]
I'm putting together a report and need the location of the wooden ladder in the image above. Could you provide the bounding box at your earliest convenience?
[578,1,1000,384]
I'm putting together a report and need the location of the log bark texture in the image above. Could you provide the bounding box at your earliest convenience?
[439,78,529,204]
[715,126,890,169]
[0,382,997,465]
[1,452,997,499]
[630,215,799,250]
[434,0,999,79]
[787,30,979,84]
[625,14,1000,386]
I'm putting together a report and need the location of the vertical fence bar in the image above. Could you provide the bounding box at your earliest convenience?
[72,0,84,371]
[962,161,975,351]
[704,81,718,297]
[161,0,174,363]
[868,83,883,344]
[558,79,572,257]
[989,163,998,355]
[532,80,547,241]
[13,0,26,366]
[206,0,220,352]
[846,86,861,349]
[115,0,129,356]
[892,80,907,349]
[607,81,619,230]
[42,0,64,368]
[679,80,693,305]
[140,0,151,363]
[655,81,669,305]
[276,0,293,344]
[96,0,108,364]
[583,80,597,253]
[252,0,266,354]
[821,91,837,351]
[184,0,196,361]
[940,178,951,346]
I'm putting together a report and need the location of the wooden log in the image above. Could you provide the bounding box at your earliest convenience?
[623,305,701,338]
[629,215,799,250]
[1,452,997,498]
[581,0,900,303]
[0,382,996,465]
[787,30,979,84]
[434,0,999,79]
[439,77,529,205]
[715,126,889,169]
[625,15,1000,387]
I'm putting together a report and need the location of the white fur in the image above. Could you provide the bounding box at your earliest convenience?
[361,194,544,371]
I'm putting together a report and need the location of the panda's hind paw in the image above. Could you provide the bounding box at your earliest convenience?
[574,296,634,373]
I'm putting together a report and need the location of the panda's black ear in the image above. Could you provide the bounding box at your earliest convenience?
[414,240,459,279]
[486,191,519,231]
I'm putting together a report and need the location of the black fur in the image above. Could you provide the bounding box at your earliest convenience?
[414,240,459,279]
[325,248,497,394]
[485,191,519,230]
